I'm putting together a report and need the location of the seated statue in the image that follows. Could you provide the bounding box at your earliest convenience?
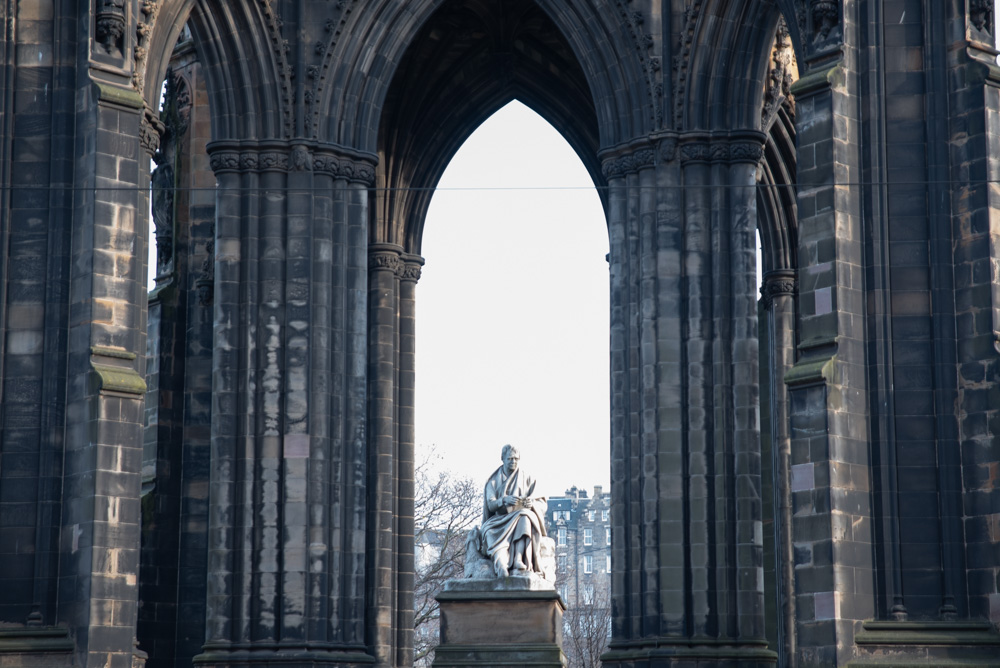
[470,444,550,578]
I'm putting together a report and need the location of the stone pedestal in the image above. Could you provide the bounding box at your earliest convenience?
[432,579,567,668]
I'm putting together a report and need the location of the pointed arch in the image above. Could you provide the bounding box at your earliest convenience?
[145,0,290,141]
[322,0,650,154]
[680,0,800,132]
[369,0,609,252]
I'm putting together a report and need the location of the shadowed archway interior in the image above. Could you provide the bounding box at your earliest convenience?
[373,0,604,254]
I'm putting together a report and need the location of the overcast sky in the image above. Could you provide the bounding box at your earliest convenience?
[415,101,611,497]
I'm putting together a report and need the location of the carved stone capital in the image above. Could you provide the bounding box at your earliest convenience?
[259,151,290,171]
[679,141,710,165]
[207,141,378,184]
[209,150,241,174]
[400,254,425,283]
[600,146,656,180]
[729,141,765,164]
[760,270,796,308]
[369,245,404,275]
[313,148,377,186]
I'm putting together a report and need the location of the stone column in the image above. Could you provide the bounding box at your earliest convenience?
[601,136,774,667]
[196,142,375,668]
[760,270,797,664]
[396,253,423,666]
[367,243,402,666]
[366,244,423,667]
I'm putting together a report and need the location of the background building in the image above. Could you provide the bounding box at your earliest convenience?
[548,486,612,609]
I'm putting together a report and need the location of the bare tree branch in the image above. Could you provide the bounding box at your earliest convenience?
[413,446,481,666]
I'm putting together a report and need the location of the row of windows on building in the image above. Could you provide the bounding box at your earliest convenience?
[552,508,609,522]
[556,553,611,574]
[556,525,610,547]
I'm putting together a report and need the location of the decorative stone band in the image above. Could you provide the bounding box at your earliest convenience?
[760,270,796,308]
[599,140,656,179]
[207,140,377,185]
[680,134,765,165]
[679,141,711,165]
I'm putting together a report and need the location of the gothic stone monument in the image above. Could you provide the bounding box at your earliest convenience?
[0,1,999,667]
[431,445,566,668]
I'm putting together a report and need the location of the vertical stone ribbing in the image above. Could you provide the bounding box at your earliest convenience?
[364,244,422,668]
[603,138,771,667]
[198,142,375,667]
[607,166,632,644]
[729,154,764,642]
[681,141,713,640]
[654,140,685,639]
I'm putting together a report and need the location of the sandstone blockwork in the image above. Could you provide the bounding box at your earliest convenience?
[0,1,998,667]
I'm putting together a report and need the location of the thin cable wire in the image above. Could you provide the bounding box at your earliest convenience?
[1,180,998,193]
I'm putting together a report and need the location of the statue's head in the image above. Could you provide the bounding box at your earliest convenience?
[501,444,520,475]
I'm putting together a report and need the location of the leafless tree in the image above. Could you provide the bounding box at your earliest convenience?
[562,583,612,668]
[413,448,482,666]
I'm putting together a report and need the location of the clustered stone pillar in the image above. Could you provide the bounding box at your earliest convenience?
[196,141,375,667]
[601,136,775,667]
[366,244,423,667]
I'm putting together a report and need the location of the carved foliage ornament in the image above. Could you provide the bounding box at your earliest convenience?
[370,251,403,274]
[679,141,762,164]
[601,148,656,179]
[672,1,704,130]
[611,0,662,128]
[133,0,160,95]
[760,275,796,308]
[762,17,796,127]
[209,146,375,185]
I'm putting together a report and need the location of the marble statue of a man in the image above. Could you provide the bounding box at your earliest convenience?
[479,444,548,577]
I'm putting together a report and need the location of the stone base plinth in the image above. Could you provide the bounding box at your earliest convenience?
[0,627,74,668]
[192,646,375,668]
[601,638,777,668]
[432,582,566,668]
[847,620,1000,667]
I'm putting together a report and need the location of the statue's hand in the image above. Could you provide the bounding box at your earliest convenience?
[522,497,533,509]
[502,495,517,506]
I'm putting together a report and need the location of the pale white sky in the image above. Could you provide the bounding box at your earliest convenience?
[415,101,611,497]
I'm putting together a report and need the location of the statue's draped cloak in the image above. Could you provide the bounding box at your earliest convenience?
[480,466,548,573]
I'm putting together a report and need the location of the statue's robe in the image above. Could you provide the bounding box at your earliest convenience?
[480,466,548,575]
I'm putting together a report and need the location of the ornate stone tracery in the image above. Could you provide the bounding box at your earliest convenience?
[611,0,662,127]
[762,17,797,128]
